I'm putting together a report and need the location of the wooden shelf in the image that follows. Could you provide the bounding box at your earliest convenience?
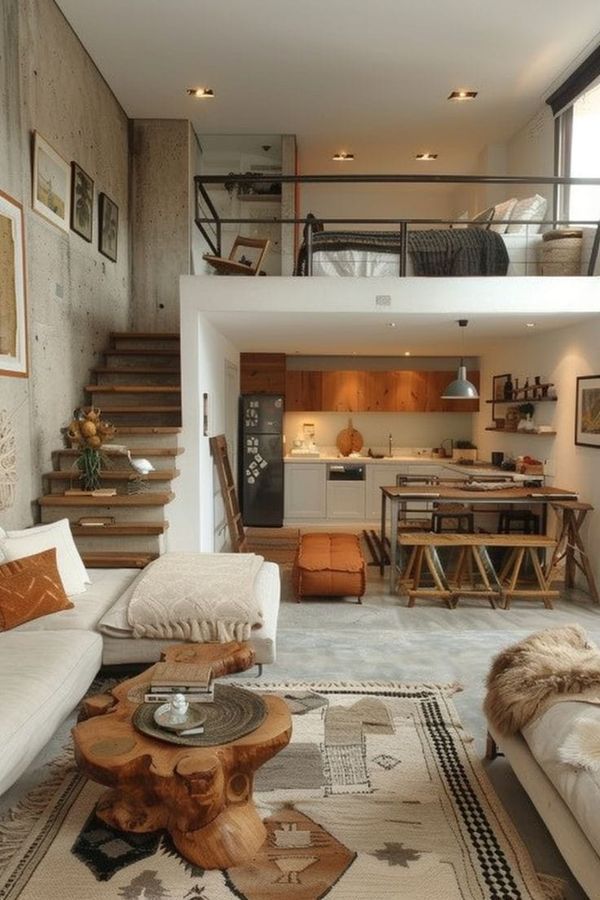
[484,428,556,435]
[485,397,557,404]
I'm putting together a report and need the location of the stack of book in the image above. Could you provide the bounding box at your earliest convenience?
[144,662,214,704]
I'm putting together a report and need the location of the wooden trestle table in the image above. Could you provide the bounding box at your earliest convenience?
[380,484,579,593]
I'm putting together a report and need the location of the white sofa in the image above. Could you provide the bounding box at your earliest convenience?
[0,560,280,796]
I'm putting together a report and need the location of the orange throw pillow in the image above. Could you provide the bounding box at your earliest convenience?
[0,548,73,631]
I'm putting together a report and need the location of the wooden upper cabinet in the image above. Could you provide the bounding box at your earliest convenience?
[240,353,286,395]
[284,369,480,412]
[285,371,323,411]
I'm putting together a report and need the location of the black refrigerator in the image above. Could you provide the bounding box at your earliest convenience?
[239,394,284,526]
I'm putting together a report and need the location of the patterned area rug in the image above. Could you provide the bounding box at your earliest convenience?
[0,682,560,899]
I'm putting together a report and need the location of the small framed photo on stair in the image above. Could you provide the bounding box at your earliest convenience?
[98,192,118,262]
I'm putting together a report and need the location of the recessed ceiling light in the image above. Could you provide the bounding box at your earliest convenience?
[187,87,215,98]
[404,351,411,356]
[448,90,478,101]
[526,322,536,328]
[415,153,438,161]
[332,152,354,161]
[388,322,397,328]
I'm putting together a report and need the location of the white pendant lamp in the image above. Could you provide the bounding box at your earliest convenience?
[441,319,479,400]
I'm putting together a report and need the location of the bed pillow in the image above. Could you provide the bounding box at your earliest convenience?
[0,519,89,596]
[469,206,494,229]
[489,198,518,234]
[0,548,73,631]
[506,194,547,234]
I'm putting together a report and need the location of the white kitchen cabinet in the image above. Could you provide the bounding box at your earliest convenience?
[326,482,366,519]
[284,464,326,519]
[365,464,406,519]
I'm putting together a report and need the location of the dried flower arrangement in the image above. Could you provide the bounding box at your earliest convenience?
[66,407,115,491]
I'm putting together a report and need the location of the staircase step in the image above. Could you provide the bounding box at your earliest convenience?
[45,469,179,484]
[71,521,169,536]
[81,550,158,569]
[56,447,183,461]
[114,426,181,434]
[94,367,180,375]
[110,332,180,342]
[85,385,181,394]
[39,491,175,508]
[95,406,182,414]
[105,348,180,357]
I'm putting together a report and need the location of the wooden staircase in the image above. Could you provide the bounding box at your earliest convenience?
[39,332,182,568]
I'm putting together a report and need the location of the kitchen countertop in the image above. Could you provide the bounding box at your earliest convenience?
[284,456,537,481]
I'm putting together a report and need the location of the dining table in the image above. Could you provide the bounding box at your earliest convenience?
[379,483,579,593]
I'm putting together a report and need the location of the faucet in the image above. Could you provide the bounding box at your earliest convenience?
[388,433,393,457]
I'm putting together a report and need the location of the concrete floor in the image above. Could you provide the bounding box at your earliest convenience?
[2,566,598,899]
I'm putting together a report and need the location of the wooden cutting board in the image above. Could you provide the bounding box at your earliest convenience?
[336,418,364,456]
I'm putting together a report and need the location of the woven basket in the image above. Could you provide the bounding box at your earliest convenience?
[540,236,582,276]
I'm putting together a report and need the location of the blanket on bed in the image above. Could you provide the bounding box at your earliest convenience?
[126,552,264,642]
[295,227,509,276]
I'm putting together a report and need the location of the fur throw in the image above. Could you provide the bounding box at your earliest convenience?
[484,624,600,736]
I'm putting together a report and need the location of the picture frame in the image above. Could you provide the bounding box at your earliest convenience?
[0,191,28,377]
[575,375,600,448]
[493,373,510,401]
[70,162,94,242]
[32,132,71,232]
[98,192,118,262]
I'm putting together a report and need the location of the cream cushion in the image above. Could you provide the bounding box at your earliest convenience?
[506,193,548,234]
[0,629,102,795]
[0,519,90,595]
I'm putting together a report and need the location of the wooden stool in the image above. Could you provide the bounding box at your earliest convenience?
[432,504,474,534]
[548,501,599,603]
[498,510,540,534]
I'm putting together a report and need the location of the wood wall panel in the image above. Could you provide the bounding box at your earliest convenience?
[240,353,286,395]
[321,370,368,411]
[285,371,323,410]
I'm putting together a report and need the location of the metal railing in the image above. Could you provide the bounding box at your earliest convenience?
[194,172,600,276]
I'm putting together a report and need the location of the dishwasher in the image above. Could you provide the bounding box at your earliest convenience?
[326,463,366,519]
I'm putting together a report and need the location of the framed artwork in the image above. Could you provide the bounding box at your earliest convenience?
[70,162,94,242]
[0,191,28,378]
[575,375,600,448]
[32,132,71,231]
[493,373,510,401]
[98,192,118,261]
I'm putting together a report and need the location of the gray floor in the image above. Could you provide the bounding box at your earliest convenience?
[2,566,599,899]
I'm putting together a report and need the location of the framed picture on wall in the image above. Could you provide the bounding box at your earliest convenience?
[70,162,94,242]
[98,192,118,261]
[0,190,28,377]
[493,373,511,401]
[32,132,71,232]
[575,375,600,448]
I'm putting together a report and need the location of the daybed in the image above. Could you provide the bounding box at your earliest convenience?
[485,625,600,899]
[0,529,280,796]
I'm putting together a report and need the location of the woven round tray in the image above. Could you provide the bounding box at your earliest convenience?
[132,683,267,747]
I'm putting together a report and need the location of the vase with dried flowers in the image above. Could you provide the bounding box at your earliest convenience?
[66,408,115,491]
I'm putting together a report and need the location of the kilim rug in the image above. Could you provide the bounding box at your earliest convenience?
[0,682,563,900]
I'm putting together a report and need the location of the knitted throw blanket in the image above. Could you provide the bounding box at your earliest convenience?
[295,227,509,276]
[127,552,264,642]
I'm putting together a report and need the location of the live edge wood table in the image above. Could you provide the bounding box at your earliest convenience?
[380,484,579,593]
[72,642,292,870]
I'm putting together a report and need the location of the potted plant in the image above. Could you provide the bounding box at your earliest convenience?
[66,407,115,491]
[517,402,536,432]
[452,440,478,463]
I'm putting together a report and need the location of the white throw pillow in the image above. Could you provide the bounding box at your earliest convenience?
[489,198,518,234]
[0,519,89,595]
[506,194,548,234]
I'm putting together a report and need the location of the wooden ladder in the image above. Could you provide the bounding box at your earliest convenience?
[210,435,248,552]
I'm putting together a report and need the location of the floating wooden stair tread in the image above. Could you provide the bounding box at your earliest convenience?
[45,469,179,482]
[85,385,181,394]
[96,405,182,414]
[82,551,158,569]
[114,426,182,435]
[93,367,180,375]
[71,521,168,536]
[57,447,184,458]
[40,492,175,507]
[105,348,180,357]
[110,332,180,341]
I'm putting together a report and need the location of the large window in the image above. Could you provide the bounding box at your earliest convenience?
[567,79,600,222]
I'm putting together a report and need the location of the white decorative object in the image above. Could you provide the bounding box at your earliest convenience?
[0,409,16,510]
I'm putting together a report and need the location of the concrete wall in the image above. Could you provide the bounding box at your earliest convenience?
[0,0,131,529]
[475,314,600,591]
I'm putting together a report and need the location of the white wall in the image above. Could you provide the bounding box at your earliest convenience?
[170,300,239,552]
[299,184,455,230]
[475,313,600,590]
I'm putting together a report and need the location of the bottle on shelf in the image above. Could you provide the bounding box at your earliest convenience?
[503,375,514,401]
[523,377,530,399]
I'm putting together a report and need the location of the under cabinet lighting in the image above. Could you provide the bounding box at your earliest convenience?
[448,90,478,101]
[187,87,215,98]
[332,152,354,161]
[415,153,438,161]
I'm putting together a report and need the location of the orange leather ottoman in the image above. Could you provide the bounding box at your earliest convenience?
[293,533,366,603]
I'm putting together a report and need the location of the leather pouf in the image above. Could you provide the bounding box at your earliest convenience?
[293,533,366,602]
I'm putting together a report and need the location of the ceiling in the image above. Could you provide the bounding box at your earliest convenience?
[200,309,598,356]
[57,0,600,173]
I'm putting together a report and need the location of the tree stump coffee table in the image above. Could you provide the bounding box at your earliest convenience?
[72,642,292,869]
